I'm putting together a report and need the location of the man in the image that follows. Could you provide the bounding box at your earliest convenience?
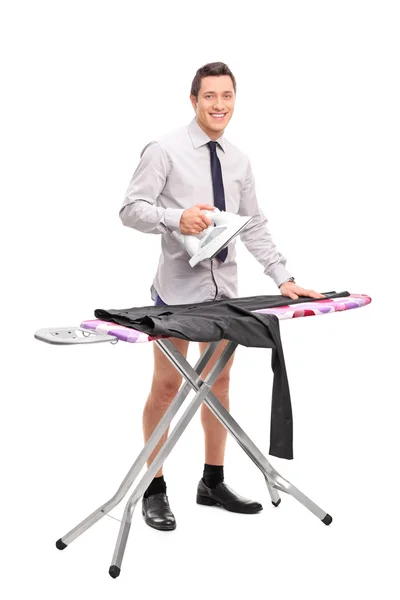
[120,62,324,531]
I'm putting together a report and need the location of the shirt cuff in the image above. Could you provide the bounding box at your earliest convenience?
[268,263,294,288]
[163,208,185,232]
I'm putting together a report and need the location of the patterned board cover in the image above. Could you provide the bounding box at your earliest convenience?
[81,294,371,344]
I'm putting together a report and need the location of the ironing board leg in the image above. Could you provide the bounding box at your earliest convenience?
[109,340,238,578]
[203,393,332,522]
[155,340,331,524]
[166,350,332,523]
[264,475,282,506]
[55,341,220,549]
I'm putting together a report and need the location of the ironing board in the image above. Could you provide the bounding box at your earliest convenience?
[34,293,371,578]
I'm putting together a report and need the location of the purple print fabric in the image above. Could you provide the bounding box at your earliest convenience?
[254,293,371,319]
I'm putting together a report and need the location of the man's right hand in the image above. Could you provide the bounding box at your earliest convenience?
[179,204,215,234]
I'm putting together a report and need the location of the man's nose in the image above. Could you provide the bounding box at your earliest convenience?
[213,99,225,110]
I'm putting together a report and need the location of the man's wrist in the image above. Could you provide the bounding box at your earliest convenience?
[164,208,186,232]
[279,277,295,288]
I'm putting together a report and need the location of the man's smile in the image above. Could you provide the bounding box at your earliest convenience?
[209,112,228,120]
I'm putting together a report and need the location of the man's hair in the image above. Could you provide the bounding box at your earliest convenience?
[190,62,236,99]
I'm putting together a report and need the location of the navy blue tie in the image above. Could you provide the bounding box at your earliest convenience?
[207,141,228,262]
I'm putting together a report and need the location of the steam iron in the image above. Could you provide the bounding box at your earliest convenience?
[180,208,253,267]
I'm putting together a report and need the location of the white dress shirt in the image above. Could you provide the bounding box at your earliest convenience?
[120,118,293,304]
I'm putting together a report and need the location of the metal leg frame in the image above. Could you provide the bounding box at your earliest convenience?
[108,340,238,577]
[56,341,220,550]
[55,338,332,579]
[156,339,332,526]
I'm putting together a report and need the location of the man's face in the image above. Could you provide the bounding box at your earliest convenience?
[190,75,235,139]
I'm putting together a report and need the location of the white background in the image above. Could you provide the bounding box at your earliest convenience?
[1,1,399,598]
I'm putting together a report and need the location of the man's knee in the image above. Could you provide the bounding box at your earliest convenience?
[212,370,231,393]
[150,375,183,410]
[148,337,189,409]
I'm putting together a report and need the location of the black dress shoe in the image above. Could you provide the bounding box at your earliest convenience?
[196,480,263,514]
[142,493,176,531]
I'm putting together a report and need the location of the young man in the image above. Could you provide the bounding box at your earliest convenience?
[120,62,324,531]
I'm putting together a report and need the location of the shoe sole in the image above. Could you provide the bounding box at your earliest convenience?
[196,494,263,514]
[142,509,176,531]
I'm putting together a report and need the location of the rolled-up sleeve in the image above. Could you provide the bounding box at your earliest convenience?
[119,141,185,234]
[239,158,294,287]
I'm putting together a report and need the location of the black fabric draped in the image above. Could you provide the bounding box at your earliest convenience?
[95,291,349,460]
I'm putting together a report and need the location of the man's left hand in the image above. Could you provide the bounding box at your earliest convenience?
[279,281,325,300]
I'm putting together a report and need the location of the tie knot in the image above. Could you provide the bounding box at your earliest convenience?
[208,141,218,153]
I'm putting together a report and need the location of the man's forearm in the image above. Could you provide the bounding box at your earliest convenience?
[240,214,294,287]
[119,200,184,235]
[238,159,294,287]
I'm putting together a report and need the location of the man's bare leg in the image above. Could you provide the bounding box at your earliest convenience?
[141,337,189,530]
[198,340,234,465]
[142,337,190,476]
[196,340,263,514]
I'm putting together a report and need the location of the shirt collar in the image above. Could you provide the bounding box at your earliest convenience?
[188,117,226,152]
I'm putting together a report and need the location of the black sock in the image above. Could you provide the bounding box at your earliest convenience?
[202,464,224,489]
[144,475,167,498]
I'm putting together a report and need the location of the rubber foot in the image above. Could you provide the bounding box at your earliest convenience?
[322,514,333,525]
[109,565,121,579]
[271,499,281,507]
[56,538,67,550]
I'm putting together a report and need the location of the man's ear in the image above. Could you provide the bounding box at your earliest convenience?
[189,94,197,110]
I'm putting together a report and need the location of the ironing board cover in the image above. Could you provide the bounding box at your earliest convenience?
[81,294,371,343]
